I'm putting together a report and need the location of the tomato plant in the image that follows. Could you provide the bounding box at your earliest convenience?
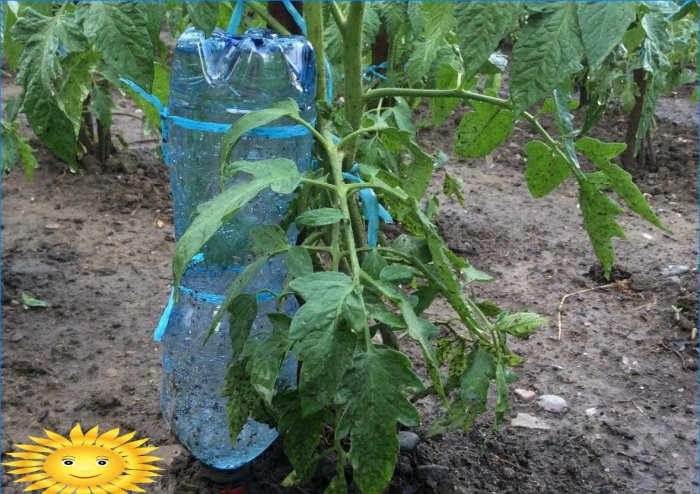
[2,2,693,493]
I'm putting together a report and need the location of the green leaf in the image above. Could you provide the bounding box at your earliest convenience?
[361,250,388,280]
[276,391,330,482]
[2,120,37,179]
[57,52,99,137]
[461,264,493,284]
[430,62,461,126]
[245,313,294,404]
[135,2,166,48]
[12,8,82,169]
[227,294,257,359]
[495,312,547,338]
[286,247,314,279]
[290,272,364,415]
[406,2,455,86]
[250,225,288,256]
[2,4,22,71]
[205,256,271,341]
[124,61,169,128]
[524,140,571,198]
[577,2,637,69]
[88,85,113,128]
[186,2,220,36]
[323,474,349,494]
[575,137,665,229]
[510,3,584,114]
[443,172,466,207]
[220,100,300,169]
[379,265,414,284]
[455,2,521,80]
[82,3,154,91]
[454,101,514,158]
[337,348,422,494]
[173,158,301,287]
[578,180,626,278]
[21,292,50,309]
[296,208,346,227]
[222,360,262,446]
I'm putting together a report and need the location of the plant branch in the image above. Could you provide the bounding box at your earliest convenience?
[247,2,291,35]
[363,87,587,181]
[340,2,365,171]
[329,2,347,34]
[301,177,337,192]
[304,2,327,106]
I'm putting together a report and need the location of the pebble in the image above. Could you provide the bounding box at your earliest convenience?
[399,431,421,453]
[510,412,551,430]
[536,394,568,414]
[156,444,186,468]
[662,265,689,277]
[514,388,537,403]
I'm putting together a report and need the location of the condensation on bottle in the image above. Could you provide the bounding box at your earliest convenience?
[160,27,316,470]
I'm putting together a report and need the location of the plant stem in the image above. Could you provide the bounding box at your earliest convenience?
[301,177,337,192]
[329,2,347,34]
[247,2,291,35]
[364,87,587,181]
[340,2,365,171]
[304,2,327,105]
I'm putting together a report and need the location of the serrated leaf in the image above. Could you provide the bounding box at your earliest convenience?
[575,137,665,229]
[205,256,270,341]
[286,247,313,279]
[577,2,637,69]
[461,264,493,284]
[88,85,113,128]
[430,63,461,126]
[361,250,388,280]
[57,52,99,137]
[222,360,262,446]
[245,313,294,404]
[443,172,465,207]
[524,140,571,198]
[82,3,154,91]
[290,272,364,415]
[2,4,22,71]
[337,348,421,494]
[510,4,584,114]
[123,61,169,129]
[2,120,37,179]
[173,159,301,288]
[12,8,82,168]
[495,312,547,338]
[276,391,329,483]
[186,2,220,36]
[455,2,521,80]
[228,294,257,359]
[296,208,346,227]
[220,100,300,169]
[578,180,626,278]
[250,225,288,256]
[454,101,514,158]
[379,265,414,284]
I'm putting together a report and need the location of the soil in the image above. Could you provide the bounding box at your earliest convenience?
[2,74,698,494]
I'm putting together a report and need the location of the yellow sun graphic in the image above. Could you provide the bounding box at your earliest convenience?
[3,424,163,493]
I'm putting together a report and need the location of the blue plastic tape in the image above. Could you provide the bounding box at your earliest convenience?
[282,0,307,35]
[227,0,246,35]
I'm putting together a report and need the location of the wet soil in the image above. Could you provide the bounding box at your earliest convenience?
[2,78,698,494]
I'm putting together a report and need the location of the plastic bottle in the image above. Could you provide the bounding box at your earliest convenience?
[159,27,316,470]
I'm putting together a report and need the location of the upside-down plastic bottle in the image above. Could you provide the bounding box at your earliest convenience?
[159,27,316,470]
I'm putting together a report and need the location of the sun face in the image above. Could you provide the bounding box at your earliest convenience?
[3,424,163,493]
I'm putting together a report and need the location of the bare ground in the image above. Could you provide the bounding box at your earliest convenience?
[2,79,698,493]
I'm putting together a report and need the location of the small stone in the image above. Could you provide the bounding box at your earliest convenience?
[662,265,690,277]
[510,412,550,430]
[514,388,537,403]
[585,407,598,417]
[122,193,140,205]
[536,394,568,414]
[155,444,186,468]
[399,431,420,452]
[9,333,24,342]
[104,368,119,378]
[44,222,61,230]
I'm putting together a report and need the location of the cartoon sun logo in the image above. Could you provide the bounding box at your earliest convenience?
[3,424,163,493]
